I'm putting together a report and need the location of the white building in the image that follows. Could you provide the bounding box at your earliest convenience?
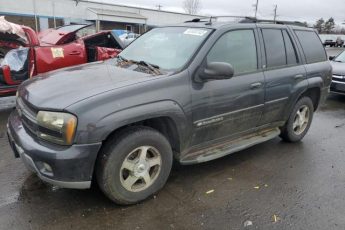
[0,0,202,33]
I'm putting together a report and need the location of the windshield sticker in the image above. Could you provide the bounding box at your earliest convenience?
[51,48,64,58]
[184,29,208,36]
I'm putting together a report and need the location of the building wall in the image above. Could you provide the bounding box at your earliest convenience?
[100,21,140,34]
[0,0,201,31]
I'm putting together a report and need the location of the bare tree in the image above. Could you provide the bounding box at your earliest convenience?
[183,0,202,15]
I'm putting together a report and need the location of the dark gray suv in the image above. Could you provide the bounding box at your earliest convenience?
[7,18,331,204]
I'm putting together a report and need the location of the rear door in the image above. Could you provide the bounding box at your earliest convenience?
[34,41,87,74]
[258,26,307,125]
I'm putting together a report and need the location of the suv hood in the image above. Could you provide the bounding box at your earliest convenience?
[331,61,345,75]
[19,60,153,110]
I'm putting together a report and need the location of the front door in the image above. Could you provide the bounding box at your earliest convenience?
[34,41,87,74]
[191,29,265,147]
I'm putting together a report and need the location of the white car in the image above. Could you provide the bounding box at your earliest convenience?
[120,33,140,47]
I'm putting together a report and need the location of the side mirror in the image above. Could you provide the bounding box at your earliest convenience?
[329,56,335,61]
[197,62,234,82]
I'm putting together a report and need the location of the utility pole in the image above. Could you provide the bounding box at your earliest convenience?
[53,1,56,29]
[273,4,278,23]
[156,4,163,11]
[254,0,259,18]
[33,0,38,32]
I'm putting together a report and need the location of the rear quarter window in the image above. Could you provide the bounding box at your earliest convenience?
[294,30,327,64]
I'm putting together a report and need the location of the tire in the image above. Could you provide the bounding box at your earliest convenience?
[280,97,314,142]
[96,126,173,205]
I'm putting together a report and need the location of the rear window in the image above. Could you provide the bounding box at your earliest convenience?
[262,29,286,68]
[294,30,327,63]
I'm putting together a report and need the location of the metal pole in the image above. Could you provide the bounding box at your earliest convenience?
[254,0,259,18]
[33,0,38,32]
[273,5,277,23]
[53,1,56,28]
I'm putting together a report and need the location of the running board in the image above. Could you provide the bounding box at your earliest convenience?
[180,128,281,165]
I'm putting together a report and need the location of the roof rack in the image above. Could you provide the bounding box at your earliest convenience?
[242,17,307,26]
[185,16,307,27]
[185,16,252,25]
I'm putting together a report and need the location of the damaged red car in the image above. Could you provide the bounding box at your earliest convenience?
[0,17,124,96]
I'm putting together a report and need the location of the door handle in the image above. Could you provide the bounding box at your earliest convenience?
[294,74,304,80]
[69,51,81,55]
[250,82,262,89]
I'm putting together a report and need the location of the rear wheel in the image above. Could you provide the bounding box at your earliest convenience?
[96,127,173,205]
[280,97,314,142]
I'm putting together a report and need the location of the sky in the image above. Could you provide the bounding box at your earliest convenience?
[98,0,345,25]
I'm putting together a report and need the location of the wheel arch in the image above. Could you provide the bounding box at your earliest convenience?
[96,100,189,155]
[298,87,321,111]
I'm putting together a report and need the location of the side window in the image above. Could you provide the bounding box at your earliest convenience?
[207,30,257,74]
[282,30,298,65]
[294,30,327,63]
[262,29,286,68]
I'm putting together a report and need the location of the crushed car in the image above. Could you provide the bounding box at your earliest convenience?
[0,17,124,96]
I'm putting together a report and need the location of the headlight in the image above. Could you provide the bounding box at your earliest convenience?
[37,111,77,145]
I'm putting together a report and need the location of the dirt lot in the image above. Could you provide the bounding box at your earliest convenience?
[0,48,344,230]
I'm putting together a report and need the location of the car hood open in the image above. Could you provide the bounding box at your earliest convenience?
[38,24,90,45]
[19,60,154,110]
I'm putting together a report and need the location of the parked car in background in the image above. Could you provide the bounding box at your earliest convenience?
[323,38,336,47]
[120,32,140,47]
[319,34,345,47]
[329,50,345,94]
[0,17,124,97]
[335,36,344,47]
[8,18,331,205]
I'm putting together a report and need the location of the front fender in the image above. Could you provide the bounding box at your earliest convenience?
[74,100,189,146]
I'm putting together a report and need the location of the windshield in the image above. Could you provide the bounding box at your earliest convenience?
[119,27,212,71]
[334,51,345,63]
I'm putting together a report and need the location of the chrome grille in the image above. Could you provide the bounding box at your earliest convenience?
[332,75,345,83]
[17,97,38,136]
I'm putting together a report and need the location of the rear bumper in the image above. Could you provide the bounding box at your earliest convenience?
[7,110,102,189]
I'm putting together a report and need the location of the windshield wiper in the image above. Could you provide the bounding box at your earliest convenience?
[137,60,161,74]
[117,55,128,62]
[117,56,161,74]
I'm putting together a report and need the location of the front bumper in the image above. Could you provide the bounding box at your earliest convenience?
[330,79,345,95]
[7,110,102,189]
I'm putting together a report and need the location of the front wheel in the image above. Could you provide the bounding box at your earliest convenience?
[280,97,314,142]
[96,127,173,205]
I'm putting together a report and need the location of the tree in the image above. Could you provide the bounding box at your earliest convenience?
[313,18,324,33]
[324,17,335,34]
[183,0,202,15]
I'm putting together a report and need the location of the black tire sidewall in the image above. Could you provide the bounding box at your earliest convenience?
[284,97,314,142]
[98,127,173,204]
